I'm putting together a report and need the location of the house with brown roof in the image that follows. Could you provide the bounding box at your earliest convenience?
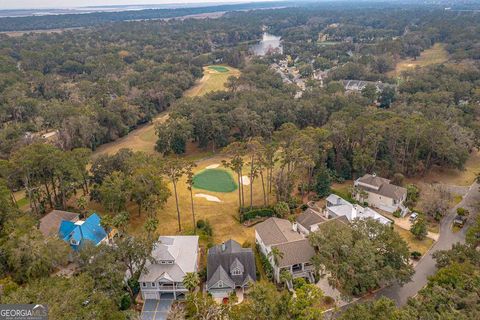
[39,210,79,237]
[354,174,408,216]
[255,217,315,285]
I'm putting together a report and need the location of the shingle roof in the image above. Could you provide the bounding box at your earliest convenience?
[296,208,327,229]
[208,265,236,289]
[357,174,407,201]
[139,236,199,283]
[39,210,79,237]
[207,239,256,290]
[272,239,315,267]
[255,217,303,246]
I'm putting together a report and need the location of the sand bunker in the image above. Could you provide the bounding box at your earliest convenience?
[195,193,222,203]
[240,176,251,186]
[206,164,220,169]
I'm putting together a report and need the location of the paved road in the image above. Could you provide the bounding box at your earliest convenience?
[375,181,480,306]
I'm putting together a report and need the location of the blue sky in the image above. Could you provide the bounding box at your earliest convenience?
[1,0,273,10]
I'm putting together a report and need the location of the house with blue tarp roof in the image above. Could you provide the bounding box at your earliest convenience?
[59,213,108,250]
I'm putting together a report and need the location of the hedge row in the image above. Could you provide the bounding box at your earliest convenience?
[241,208,275,222]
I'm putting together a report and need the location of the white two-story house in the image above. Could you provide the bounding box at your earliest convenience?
[354,174,408,215]
[139,235,199,300]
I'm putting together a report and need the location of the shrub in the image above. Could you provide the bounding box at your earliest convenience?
[242,208,275,222]
[411,251,422,260]
[393,210,402,218]
[274,202,290,218]
[196,220,206,229]
[457,207,469,216]
[119,293,131,310]
[300,204,309,211]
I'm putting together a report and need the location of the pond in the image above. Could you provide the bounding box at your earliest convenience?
[250,32,283,56]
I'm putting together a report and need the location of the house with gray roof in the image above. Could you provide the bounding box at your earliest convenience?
[255,217,315,285]
[354,173,408,215]
[206,239,256,298]
[139,235,199,300]
[295,208,327,235]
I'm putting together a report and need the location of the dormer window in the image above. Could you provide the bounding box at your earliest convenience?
[231,268,242,276]
[160,260,174,264]
[70,239,78,245]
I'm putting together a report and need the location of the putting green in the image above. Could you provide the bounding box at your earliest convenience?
[192,169,237,193]
[208,66,229,73]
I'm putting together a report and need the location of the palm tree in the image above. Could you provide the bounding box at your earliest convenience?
[144,217,159,241]
[222,142,247,211]
[183,272,200,292]
[162,157,187,232]
[280,269,292,289]
[267,247,284,266]
[185,162,197,234]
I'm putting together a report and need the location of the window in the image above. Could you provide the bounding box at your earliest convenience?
[151,282,156,287]
[218,281,223,288]
[231,269,242,276]
[142,282,146,287]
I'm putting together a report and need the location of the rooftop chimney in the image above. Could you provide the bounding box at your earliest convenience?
[221,242,226,252]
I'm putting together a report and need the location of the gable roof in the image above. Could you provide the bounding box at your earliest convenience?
[208,265,236,289]
[40,210,79,237]
[59,213,107,250]
[207,239,256,290]
[139,235,199,283]
[297,208,327,229]
[255,217,303,246]
[356,174,407,201]
[272,239,315,268]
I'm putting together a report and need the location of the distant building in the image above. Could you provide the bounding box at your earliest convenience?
[139,236,199,301]
[354,174,408,215]
[206,239,256,299]
[341,80,394,93]
[39,210,79,237]
[325,194,393,225]
[255,217,315,285]
[58,213,108,250]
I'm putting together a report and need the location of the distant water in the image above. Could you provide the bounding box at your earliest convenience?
[250,32,282,56]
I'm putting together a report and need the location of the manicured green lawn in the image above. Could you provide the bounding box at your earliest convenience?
[208,66,229,73]
[192,169,237,193]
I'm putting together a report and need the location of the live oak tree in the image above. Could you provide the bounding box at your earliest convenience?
[310,218,413,296]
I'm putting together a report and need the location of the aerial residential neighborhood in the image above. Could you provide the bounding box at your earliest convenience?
[0,0,479,319]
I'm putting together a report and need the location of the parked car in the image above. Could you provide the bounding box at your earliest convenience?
[409,212,418,222]
[453,215,467,228]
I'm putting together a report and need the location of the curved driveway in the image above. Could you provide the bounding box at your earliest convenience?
[375,182,480,306]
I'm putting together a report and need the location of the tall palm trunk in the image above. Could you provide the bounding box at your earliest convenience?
[190,187,196,234]
[249,156,254,209]
[260,170,267,206]
[172,179,181,231]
